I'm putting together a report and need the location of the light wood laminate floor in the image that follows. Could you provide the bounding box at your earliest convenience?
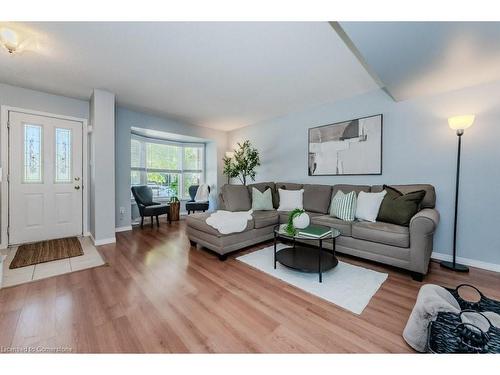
[1,220,499,353]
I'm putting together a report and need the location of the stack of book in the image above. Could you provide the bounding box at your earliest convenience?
[297,225,332,238]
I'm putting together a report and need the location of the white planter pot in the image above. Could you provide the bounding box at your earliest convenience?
[292,212,310,229]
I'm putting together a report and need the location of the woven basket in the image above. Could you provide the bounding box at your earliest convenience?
[447,284,500,314]
[427,284,500,353]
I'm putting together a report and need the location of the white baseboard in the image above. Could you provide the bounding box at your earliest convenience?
[89,233,116,246]
[115,226,132,233]
[431,252,500,273]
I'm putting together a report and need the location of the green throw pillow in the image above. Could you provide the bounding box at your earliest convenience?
[251,187,274,211]
[329,190,357,221]
[377,185,426,226]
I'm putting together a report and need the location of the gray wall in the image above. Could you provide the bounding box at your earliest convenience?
[0,83,89,119]
[228,80,500,266]
[115,107,227,229]
[89,90,116,242]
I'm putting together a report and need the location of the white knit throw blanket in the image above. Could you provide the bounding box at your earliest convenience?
[206,210,253,234]
[403,284,461,352]
[194,183,210,202]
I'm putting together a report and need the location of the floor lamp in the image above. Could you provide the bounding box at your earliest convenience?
[440,114,475,272]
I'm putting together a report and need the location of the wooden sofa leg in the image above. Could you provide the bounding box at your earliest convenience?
[140,216,144,228]
[411,272,424,282]
[156,215,160,227]
[218,254,228,261]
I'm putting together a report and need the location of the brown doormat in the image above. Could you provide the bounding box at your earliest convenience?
[9,237,84,269]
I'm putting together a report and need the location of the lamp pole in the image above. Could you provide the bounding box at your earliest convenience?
[440,128,469,272]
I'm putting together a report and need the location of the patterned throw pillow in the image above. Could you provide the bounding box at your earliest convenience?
[329,190,357,221]
[251,187,274,211]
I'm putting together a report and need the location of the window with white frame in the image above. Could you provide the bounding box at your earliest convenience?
[131,134,205,200]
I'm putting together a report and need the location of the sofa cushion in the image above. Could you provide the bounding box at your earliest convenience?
[221,184,251,211]
[276,182,303,191]
[186,212,253,237]
[351,221,409,248]
[303,184,332,214]
[247,182,278,208]
[252,210,279,229]
[371,184,436,209]
[332,184,371,197]
[311,215,352,236]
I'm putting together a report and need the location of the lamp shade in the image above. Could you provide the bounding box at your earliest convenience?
[448,115,475,130]
[0,27,19,53]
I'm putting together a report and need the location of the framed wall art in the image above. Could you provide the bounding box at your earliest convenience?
[308,114,383,176]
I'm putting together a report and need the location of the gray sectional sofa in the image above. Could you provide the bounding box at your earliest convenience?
[186,182,440,280]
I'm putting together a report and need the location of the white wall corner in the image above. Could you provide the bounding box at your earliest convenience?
[89,232,116,246]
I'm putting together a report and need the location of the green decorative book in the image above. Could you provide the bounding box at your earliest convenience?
[298,225,332,238]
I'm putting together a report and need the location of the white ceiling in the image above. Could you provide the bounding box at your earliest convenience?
[0,22,379,131]
[340,22,500,101]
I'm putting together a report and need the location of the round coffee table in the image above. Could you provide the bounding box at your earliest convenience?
[273,224,341,282]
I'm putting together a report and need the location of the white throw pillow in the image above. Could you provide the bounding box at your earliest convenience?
[277,188,304,211]
[355,191,387,222]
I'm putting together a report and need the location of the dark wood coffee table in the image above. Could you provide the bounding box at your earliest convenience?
[273,225,341,283]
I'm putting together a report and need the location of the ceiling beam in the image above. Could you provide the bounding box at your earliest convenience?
[328,21,397,101]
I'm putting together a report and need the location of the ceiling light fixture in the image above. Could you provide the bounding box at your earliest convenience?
[0,26,31,54]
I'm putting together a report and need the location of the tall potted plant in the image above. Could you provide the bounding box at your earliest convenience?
[223,140,260,185]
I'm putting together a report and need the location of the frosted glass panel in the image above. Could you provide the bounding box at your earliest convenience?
[23,124,43,183]
[55,128,72,183]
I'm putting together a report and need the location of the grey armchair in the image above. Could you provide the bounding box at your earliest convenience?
[131,185,171,228]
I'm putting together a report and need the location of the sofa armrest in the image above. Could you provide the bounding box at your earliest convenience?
[409,208,440,275]
[410,208,440,236]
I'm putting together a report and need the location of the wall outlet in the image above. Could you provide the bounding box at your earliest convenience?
[119,207,125,216]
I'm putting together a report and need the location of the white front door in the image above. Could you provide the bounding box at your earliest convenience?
[8,111,83,245]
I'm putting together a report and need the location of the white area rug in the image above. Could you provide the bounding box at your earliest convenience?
[237,244,388,314]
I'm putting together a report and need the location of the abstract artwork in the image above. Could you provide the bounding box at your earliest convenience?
[308,114,382,176]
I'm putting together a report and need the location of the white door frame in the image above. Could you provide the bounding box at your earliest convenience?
[0,105,89,248]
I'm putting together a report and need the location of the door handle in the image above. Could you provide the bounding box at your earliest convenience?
[74,185,80,190]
